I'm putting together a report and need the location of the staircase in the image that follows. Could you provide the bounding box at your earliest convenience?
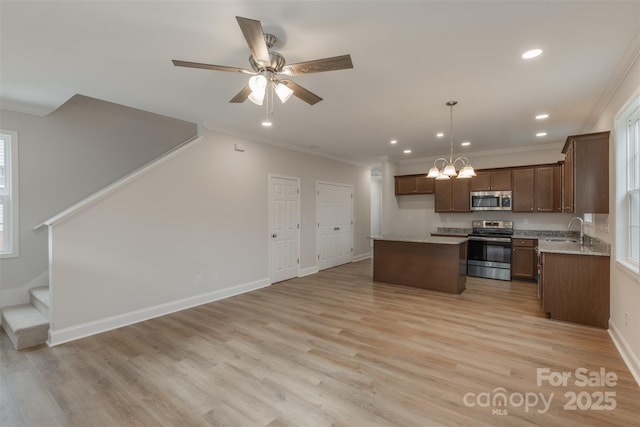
[1,287,50,350]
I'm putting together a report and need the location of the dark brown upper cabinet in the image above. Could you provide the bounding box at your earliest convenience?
[513,165,562,213]
[562,131,610,214]
[470,169,512,191]
[435,178,470,212]
[394,174,434,195]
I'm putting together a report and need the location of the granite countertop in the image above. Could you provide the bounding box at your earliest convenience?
[537,239,610,257]
[434,227,611,256]
[370,235,468,245]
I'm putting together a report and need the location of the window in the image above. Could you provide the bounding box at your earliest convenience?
[616,95,640,272]
[0,130,19,258]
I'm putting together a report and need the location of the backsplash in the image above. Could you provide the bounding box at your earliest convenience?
[435,226,610,254]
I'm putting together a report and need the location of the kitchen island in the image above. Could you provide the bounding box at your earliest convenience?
[371,235,468,294]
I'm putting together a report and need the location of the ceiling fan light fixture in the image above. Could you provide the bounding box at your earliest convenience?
[248,89,266,105]
[274,82,293,103]
[249,75,267,91]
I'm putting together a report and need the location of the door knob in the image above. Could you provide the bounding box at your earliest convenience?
[272,234,277,238]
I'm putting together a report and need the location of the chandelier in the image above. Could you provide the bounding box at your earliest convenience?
[427,101,476,180]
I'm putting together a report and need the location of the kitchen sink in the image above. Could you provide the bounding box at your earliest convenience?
[543,238,578,243]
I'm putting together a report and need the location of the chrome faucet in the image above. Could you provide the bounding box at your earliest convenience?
[568,217,584,245]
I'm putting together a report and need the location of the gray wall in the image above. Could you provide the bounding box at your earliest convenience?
[0,94,198,302]
[46,128,370,341]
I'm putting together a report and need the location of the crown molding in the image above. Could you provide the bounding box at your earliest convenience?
[584,26,640,132]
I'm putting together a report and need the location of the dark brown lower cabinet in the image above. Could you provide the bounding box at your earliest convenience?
[373,239,467,294]
[540,252,610,328]
[511,238,537,280]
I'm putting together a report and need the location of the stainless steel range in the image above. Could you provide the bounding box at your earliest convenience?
[467,220,513,281]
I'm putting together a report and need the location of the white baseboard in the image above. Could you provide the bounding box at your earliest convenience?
[48,277,270,346]
[298,254,370,277]
[352,251,372,262]
[298,266,319,277]
[0,270,49,310]
[608,319,640,387]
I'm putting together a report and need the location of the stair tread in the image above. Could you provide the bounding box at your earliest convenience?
[2,304,48,330]
[30,286,50,308]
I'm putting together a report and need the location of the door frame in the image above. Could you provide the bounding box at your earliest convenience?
[316,180,354,270]
[268,173,301,284]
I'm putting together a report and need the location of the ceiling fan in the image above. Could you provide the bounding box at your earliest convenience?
[172,16,353,106]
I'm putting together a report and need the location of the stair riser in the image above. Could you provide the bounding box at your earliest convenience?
[30,294,49,319]
[1,312,48,350]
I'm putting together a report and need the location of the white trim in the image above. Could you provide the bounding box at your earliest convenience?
[609,320,640,387]
[268,173,301,284]
[615,259,640,277]
[0,98,56,116]
[298,266,319,277]
[584,26,640,132]
[352,251,372,263]
[0,129,19,258]
[35,135,202,229]
[47,277,270,346]
[399,141,564,165]
[614,91,640,271]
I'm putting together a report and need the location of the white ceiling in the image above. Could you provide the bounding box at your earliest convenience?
[1,1,639,168]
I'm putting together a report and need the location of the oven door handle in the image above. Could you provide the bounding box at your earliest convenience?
[468,236,512,243]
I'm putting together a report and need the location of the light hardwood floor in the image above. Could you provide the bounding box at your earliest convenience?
[1,260,639,426]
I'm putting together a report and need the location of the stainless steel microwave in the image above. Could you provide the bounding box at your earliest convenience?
[470,190,512,211]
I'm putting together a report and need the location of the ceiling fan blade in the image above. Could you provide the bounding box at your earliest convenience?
[280,80,323,105]
[172,60,253,74]
[281,55,353,76]
[229,85,251,103]
[236,16,270,67]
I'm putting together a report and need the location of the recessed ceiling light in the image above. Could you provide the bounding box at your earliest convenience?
[536,132,547,137]
[390,139,398,144]
[461,141,471,146]
[261,120,272,127]
[436,132,444,138]
[522,48,543,59]
[403,149,412,154]
[535,113,549,120]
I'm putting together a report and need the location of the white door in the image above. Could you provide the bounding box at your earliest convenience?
[269,176,299,283]
[317,182,353,270]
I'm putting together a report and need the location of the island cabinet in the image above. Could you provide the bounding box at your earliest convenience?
[470,169,512,191]
[373,237,467,294]
[434,178,470,212]
[562,131,610,213]
[540,252,610,328]
[511,238,537,280]
[512,165,562,213]
[394,174,434,195]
